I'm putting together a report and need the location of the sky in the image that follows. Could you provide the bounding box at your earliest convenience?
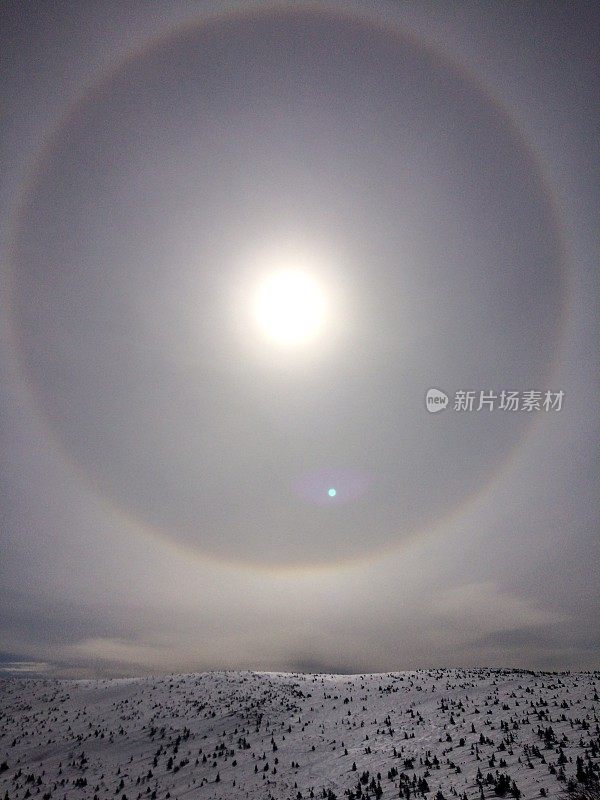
[0,0,598,678]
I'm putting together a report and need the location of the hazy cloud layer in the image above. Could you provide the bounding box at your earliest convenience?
[1,1,598,676]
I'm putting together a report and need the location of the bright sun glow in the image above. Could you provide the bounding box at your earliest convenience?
[253,269,327,346]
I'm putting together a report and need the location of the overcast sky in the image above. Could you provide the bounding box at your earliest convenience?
[1,0,598,678]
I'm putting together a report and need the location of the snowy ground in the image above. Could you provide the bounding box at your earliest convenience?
[1,669,598,800]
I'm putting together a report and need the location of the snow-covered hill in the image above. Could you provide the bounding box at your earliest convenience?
[1,669,598,800]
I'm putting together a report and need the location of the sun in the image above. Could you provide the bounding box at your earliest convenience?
[253,268,327,346]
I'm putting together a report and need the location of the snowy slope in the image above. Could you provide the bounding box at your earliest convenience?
[1,669,598,800]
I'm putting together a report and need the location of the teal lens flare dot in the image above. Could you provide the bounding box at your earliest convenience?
[328,488,336,497]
